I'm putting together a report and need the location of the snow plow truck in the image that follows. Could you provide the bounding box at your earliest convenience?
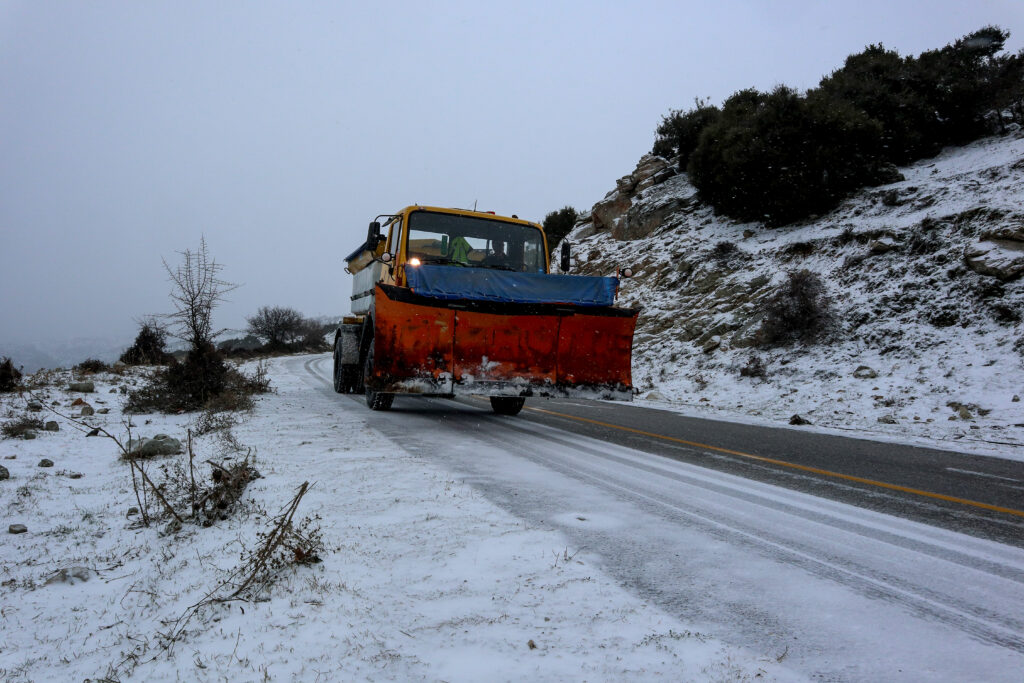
[333,206,639,415]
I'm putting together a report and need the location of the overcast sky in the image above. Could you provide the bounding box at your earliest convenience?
[2,1,1022,350]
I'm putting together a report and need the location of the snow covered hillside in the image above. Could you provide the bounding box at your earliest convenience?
[566,133,1024,457]
[0,359,799,681]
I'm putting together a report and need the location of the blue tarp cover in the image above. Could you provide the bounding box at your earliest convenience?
[405,265,617,307]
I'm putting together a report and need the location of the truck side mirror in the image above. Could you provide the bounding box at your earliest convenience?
[367,221,382,250]
[560,241,571,273]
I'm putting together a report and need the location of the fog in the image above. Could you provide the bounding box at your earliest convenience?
[2,1,1021,361]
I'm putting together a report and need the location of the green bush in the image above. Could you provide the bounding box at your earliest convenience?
[542,206,578,251]
[0,357,22,392]
[818,27,1022,163]
[120,320,172,366]
[652,98,721,169]
[688,86,885,226]
[126,343,272,415]
[656,26,1023,226]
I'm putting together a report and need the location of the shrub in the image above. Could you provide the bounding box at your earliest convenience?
[756,270,836,346]
[75,358,109,374]
[294,318,332,352]
[2,415,43,439]
[663,27,1021,227]
[783,241,816,258]
[818,44,942,164]
[2,417,40,439]
[247,306,306,349]
[0,357,22,392]
[126,347,271,415]
[688,86,885,226]
[652,99,722,169]
[542,206,578,251]
[739,355,768,379]
[710,241,738,262]
[120,320,172,366]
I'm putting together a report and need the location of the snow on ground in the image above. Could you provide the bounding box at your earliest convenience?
[565,134,1024,462]
[0,358,801,681]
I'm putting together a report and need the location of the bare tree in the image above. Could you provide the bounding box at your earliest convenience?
[246,306,306,348]
[163,237,238,351]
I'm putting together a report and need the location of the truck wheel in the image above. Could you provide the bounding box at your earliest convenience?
[363,344,394,411]
[490,396,525,416]
[332,340,345,393]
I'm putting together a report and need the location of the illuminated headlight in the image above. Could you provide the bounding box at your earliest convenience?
[408,257,421,267]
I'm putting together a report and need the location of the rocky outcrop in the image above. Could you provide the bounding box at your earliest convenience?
[589,154,678,240]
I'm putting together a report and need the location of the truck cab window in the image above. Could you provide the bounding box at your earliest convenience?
[407,211,546,272]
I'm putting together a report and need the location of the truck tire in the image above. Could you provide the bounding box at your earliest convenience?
[363,344,394,411]
[489,396,525,416]
[332,340,345,393]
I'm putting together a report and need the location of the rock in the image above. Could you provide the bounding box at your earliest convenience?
[44,566,93,585]
[67,472,83,479]
[119,385,129,395]
[618,195,689,241]
[44,421,59,432]
[964,239,1024,281]
[789,414,810,426]
[68,381,95,393]
[127,434,184,457]
[27,400,43,412]
[79,405,94,417]
[127,506,140,517]
[982,227,1024,243]
[96,408,110,415]
[22,431,37,440]
[1013,395,1020,403]
[109,388,117,393]
[0,465,8,480]
[591,190,632,234]
[877,415,898,424]
[38,458,54,467]
[702,336,721,353]
[71,398,86,406]
[958,406,972,420]
[9,524,27,534]
[868,239,897,255]
[645,390,665,401]
[853,365,878,379]
[743,229,755,239]
[3,455,14,460]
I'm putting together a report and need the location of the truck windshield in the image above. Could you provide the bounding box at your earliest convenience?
[407,211,546,273]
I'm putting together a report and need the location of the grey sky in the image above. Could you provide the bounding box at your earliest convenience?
[2,1,1022,350]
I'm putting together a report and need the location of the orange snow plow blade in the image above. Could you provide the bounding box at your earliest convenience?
[370,284,637,400]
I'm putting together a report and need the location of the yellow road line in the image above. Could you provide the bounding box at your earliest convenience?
[525,406,1024,520]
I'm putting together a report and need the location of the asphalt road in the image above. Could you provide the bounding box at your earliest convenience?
[297,354,1024,680]
[491,394,1024,549]
[314,352,1024,548]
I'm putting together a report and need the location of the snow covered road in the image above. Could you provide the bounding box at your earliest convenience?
[299,354,1024,681]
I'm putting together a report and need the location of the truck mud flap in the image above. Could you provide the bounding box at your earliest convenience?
[369,284,638,399]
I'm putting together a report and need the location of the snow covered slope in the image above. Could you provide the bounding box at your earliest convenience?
[566,134,1024,457]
